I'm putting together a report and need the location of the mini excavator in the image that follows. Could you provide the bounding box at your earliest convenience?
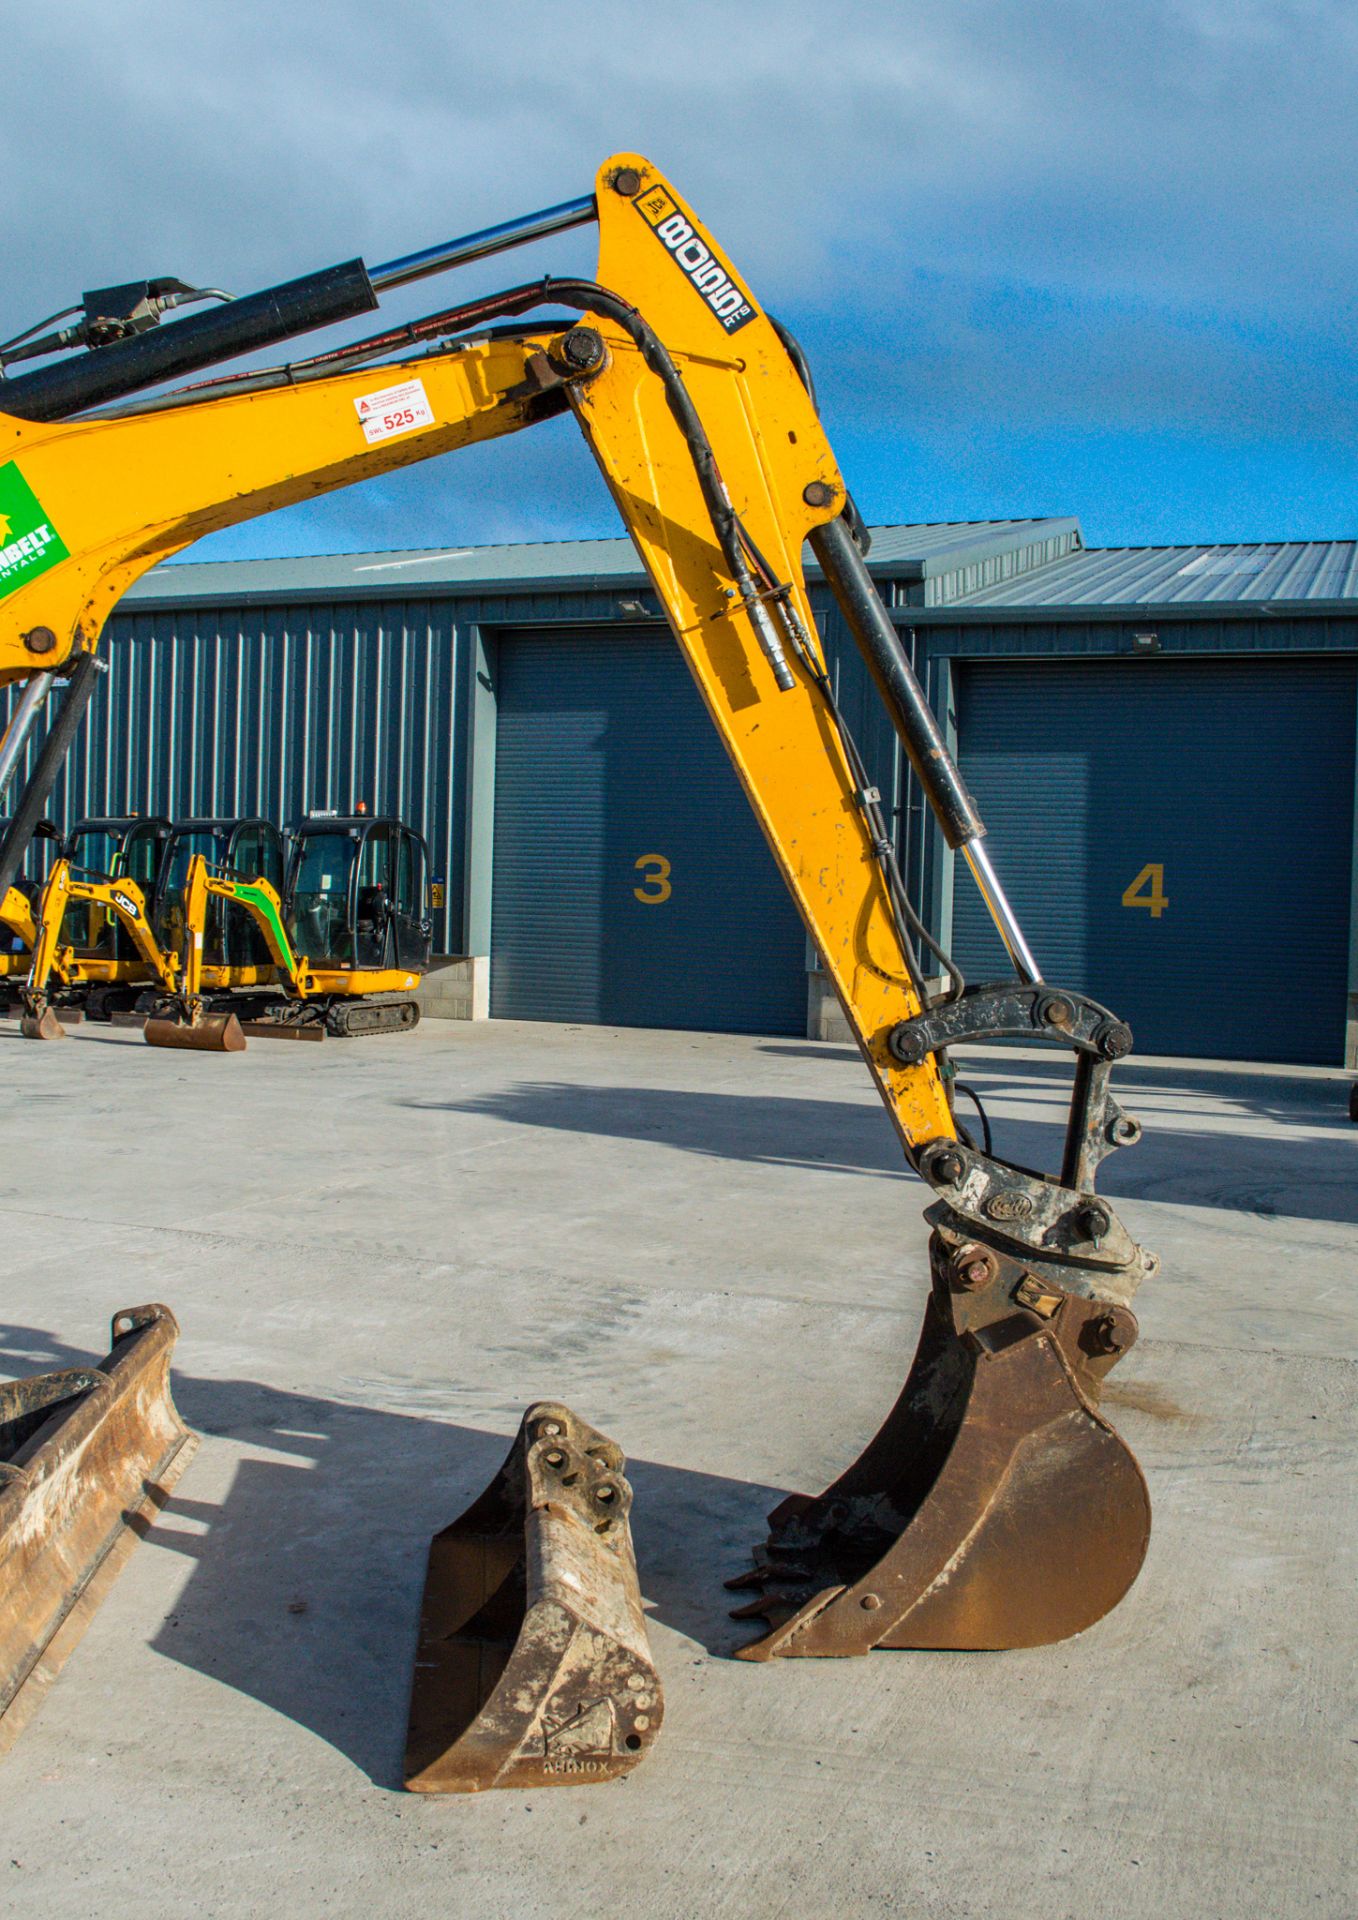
[0,814,168,1021]
[141,812,431,1047]
[17,814,275,1039]
[0,158,1156,1774]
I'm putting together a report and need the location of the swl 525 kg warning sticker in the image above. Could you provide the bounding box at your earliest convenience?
[354,378,435,445]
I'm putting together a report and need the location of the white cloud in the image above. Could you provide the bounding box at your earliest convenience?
[2,0,1353,549]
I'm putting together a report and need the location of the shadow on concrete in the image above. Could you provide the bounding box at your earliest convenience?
[0,1020,139,1049]
[961,1049,1354,1123]
[0,1322,783,1791]
[405,1082,909,1179]
[406,1063,1358,1225]
[955,1057,1358,1224]
[756,1042,860,1063]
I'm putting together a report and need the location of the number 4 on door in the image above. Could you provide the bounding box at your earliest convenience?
[1122,863,1167,918]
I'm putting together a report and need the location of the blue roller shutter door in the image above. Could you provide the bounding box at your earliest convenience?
[491,630,807,1034]
[951,656,1356,1064]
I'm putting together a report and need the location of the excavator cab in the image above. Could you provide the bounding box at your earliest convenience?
[56,814,172,975]
[287,815,432,975]
[152,816,285,974]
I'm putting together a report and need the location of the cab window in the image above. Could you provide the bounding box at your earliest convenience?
[156,829,229,954]
[68,829,119,879]
[289,830,359,968]
[122,825,164,893]
[395,832,415,915]
[260,830,284,893]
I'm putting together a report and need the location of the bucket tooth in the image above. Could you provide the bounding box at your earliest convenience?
[733,1236,1151,1659]
[0,1305,197,1754]
[143,1013,246,1052]
[404,1401,663,1793]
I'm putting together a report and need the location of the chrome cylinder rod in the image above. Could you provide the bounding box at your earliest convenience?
[0,672,54,808]
[370,194,597,294]
[962,840,1042,985]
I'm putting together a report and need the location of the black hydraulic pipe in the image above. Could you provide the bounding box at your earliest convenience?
[0,652,103,900]
[0,261,378,423]
[811,513,984,851]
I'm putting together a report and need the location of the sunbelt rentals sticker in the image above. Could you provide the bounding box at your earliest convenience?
[632,186,757,334]
[0,462,69,601]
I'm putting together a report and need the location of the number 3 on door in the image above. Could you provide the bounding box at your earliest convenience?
[633,853,672,905]
[1122,863,1167,918]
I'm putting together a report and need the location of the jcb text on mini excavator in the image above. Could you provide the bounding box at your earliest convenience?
[0,157,1156,1771]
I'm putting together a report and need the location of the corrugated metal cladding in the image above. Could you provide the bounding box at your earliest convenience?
[0,600,465,951]
[490,630,807,1033]
[950,657,1357,1065]
[5,518,1355,1056]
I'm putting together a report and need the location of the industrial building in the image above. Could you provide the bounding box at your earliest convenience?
[5,517,1355,1066]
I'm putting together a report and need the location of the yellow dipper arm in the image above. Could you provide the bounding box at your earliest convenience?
[184,856,305,998]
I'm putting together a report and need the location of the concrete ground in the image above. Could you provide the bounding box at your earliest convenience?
[0,1016,1354,1920]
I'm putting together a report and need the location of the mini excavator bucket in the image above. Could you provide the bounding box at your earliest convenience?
[730,988,1158,1659]
[404,1402,662,1792]
[730,1231,1151,1656]
[143,1012,246,1052]
[0,1305,196,1752]
[18,1005,66,1041]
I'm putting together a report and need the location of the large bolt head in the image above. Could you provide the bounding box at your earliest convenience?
[932,1147,965,1185]
[1087,1306,1138,1355]
[611,167,642,197]
[949,1243,996,1292]
[1074,1200,1113,1242]
[559,327,605,372]
[1096,1019,1134,1060]
[22,626,56,655]
[887,1022,927,1066]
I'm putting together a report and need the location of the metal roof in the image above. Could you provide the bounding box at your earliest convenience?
[120,518,1080,608]
[948,540,1358,618]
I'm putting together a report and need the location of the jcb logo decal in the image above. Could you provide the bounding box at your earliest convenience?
[633,188,757,334]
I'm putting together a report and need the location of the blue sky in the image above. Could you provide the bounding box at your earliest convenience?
[3,0,1354,558]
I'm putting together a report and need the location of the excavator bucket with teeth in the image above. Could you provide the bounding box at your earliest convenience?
[0,1305,196,1754]
[729,1231,1151,1658]
[404,1402,662,1792]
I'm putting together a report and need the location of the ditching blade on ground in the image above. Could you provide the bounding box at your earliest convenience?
[0,1304,197,1754]
[404,1401,663,1792]
[728,1231,1151,1657]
